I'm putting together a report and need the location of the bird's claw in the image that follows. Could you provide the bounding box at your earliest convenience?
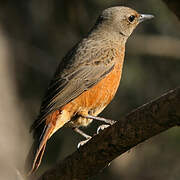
[97,124,110,134]
[77,137,91,148]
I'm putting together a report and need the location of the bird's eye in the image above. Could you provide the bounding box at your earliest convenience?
[128,15,135,22]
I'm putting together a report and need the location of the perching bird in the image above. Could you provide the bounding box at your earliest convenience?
[26,6,154,174]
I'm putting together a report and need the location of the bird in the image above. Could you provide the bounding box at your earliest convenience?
[25,6,154,175]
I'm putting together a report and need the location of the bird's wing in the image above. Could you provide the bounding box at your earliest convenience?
[31,45,117,130]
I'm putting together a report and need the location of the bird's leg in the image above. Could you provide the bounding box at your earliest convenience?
[83,115,116,134]
[73,127,91,139]
[73,127,92,148]
[96,124,110,134]
[84,115,116,125]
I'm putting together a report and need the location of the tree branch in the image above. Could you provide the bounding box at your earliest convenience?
[37,87,180,180]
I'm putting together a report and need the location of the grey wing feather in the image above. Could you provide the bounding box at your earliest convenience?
[31,42,116,131]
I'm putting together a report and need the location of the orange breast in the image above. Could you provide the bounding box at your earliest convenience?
[61,51,125,123]
[78,61,122,110]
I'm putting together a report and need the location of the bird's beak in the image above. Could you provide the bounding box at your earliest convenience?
[139,14,154,23]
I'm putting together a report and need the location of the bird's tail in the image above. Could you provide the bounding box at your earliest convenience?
[25,109,70,176]
[25,123,54,175]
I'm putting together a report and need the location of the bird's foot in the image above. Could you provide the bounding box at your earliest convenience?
[97,124,110,134]
[77,137,92,148]
[84,115,116,125]
[73,127,92,148]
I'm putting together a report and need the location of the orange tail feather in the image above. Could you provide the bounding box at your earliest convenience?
[25,109,69,175]
[25,123,54,175]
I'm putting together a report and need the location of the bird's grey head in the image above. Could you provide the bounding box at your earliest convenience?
[95,6,154,38]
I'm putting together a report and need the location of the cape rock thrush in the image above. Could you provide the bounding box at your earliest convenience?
[26,6,154,174]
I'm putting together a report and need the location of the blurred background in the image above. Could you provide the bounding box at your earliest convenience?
[0,0,179,179]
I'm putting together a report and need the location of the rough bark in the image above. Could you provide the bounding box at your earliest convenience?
[37,87,180,180]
